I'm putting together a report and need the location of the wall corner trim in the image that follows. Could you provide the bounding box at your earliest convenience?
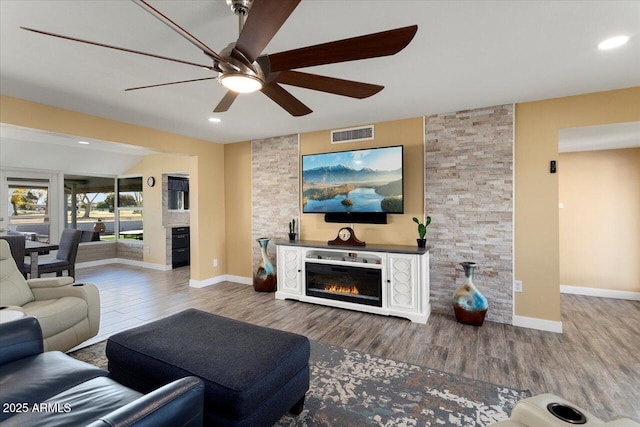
[560,285,640,301]
[189,274,252,288]
[512,314,563,333]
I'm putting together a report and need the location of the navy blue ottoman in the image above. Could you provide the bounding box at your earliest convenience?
[106,309,310,427]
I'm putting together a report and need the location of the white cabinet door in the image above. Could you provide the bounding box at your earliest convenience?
[388,253,418,312]
[277,246,302,295]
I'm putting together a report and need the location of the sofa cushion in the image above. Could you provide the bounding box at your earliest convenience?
[0,351,107,422]
[22,297,88,338]
[0,240,35,306]
[2,377,142,427]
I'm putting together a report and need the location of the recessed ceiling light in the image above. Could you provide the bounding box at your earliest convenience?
[208,117,222,123]
[598,35,630,50]
[78,141,90,145]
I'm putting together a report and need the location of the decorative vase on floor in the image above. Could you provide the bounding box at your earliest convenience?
[253,237,276,292]
[453,262,488,326]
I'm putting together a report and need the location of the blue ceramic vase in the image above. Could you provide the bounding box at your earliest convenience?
[253,237,276,292]
[453,262,488,326]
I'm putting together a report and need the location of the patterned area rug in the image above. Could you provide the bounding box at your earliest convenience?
[70,340,530,426]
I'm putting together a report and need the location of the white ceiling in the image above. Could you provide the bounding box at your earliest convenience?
[0,124,159,175]
[1,0,639,145]
[559,121,640,153]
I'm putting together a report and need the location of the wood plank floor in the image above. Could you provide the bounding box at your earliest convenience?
[75,264,640,423]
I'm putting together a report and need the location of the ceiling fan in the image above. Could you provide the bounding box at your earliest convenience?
[21,0,417,117]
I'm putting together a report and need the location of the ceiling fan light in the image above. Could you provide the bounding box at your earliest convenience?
[219,74,263,93]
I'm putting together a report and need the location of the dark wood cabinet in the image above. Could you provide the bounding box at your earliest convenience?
[172,227,190,268]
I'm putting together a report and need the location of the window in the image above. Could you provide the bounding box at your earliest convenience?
[64,175,116,241]
[117,177,143,240]
[6,179,51,243]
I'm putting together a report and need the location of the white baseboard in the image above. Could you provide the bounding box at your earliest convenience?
[560,285,640,301]
[76,258,118,269]
[226,275,253,285]
[117,258,171,271]
[189,275,227,288]
[190,274,252,288]
[77,260,250,285]
[512,315,563,333]
[77,258,171,271]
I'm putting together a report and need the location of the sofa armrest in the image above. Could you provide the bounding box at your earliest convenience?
[0,317,43,365]
[31,283,101,337]
[27,276,74,288]
[85,376,204,427]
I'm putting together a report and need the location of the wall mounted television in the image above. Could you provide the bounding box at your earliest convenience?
[302,145,404,215]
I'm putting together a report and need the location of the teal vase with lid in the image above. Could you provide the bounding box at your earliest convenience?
[253,237,276,292]
[453,262,488,326]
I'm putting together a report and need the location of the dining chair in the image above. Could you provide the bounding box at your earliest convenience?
[0,235,26,277]
[24,228,82,278]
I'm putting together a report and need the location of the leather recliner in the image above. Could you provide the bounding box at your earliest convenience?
[491,394,639,427]
[0,239,99,352]
[0,317,204,426]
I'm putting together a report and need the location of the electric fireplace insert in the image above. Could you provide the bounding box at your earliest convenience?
[305,262,382,307]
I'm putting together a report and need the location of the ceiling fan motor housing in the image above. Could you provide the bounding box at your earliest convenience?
[217,43,266,82]
[226,0,254,15]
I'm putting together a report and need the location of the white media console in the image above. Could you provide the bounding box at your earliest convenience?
[275,240,431,324]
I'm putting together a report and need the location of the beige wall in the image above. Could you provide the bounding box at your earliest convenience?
[0,95,225,282]
[4,88,640,319]
[300,117,424,245]
[559,148,640,292]
[190,152,227,280]
[514,87,640,321]
[125,153,191,266]
[224,141,253,277]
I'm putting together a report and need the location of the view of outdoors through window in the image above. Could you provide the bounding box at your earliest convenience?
[7,175,144,243]
[64,175,118,241]
[63,175,144,241]
[117,177,144,241]
[7,181,50,243]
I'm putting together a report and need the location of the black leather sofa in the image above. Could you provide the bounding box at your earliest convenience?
[0,317,204,426]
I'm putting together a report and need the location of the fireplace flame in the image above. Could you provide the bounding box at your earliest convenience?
[324,284,360,295]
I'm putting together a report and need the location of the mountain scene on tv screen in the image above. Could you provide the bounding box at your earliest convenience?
[303,164,403,213]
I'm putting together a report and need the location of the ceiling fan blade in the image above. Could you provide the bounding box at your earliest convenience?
[276,70,383,99]
[21,27,215,70]
[267,25,418,72]
[132,0,227,64]
[213,91,239,113]
[234,0,300,63]
[261,83,312,117]
[125,77,217,92]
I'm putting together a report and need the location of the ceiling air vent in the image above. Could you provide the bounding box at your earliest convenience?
[331,125,374,144]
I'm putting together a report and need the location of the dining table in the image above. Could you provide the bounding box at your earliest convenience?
[25,240,59,278]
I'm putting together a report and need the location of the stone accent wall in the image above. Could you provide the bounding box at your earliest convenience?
[425,105,514,324]
[251,134,300,272]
